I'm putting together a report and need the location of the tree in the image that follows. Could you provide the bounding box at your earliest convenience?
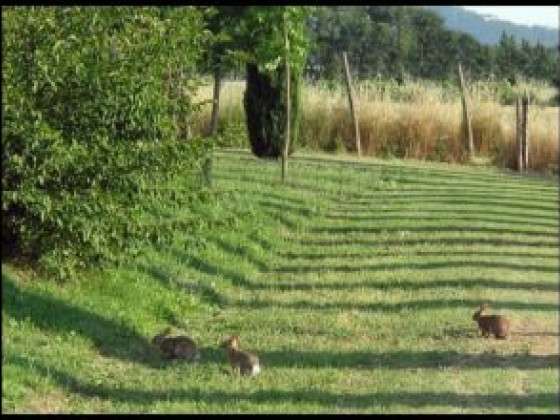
[2,6,211,278]
[235,6,309,160]
[496,31,519,83]
[203,6,247,137]
[199,6,247,186]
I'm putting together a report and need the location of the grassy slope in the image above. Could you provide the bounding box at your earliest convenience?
[2,149,558,413]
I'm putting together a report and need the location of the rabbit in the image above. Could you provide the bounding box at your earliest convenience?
[220,333,261,376]
[472,304,510,339]
[152,327,200,361]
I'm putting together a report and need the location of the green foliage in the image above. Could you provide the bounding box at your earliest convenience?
[233,6,310,77]
[244,63,301,158]
[2,6,212,279]
[305,6,558,83]
[232,6,309,158]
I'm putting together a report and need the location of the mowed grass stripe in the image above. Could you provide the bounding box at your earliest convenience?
[213,170,556,205]
[215,151,558,191]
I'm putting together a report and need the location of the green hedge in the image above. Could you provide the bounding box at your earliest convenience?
[2,6,212,279]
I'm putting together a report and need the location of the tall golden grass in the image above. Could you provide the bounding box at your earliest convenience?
[192,79,558,172]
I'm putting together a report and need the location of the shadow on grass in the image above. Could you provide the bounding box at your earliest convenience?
[164,243,557,296]
[338,199,557,215]
[255,198,316,219]
[298,236,558,249]
[215,152,556,193]
[338,192,557,210]
[307,224,557,239]
[253,348,559,370]
[269,260,558,274]
[212,237,270,272]
[245,277,559,293]
[233,298,558,313]
[322,211,558,229]
[5,354,558,410]
[138,264,226,309]
[215,169,557,212]
[2,273,166,369]
[279,249,558,263]
[512,331,560,338]
[261,209,301,231]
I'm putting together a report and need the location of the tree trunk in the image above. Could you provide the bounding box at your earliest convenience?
[522,94,529,171]
[342,51,361,157]
[282,21,291,183]
[516,96,523,171]
[458,62,474,160]
[203,65,222,187]
[208,65,221,137]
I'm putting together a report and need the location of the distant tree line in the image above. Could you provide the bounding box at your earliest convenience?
[304,6,558,84]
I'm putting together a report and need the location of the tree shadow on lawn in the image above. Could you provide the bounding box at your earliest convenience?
[254,348,558,371]
[212,237,271,272]
[307,224,557,239]
[280,249,558,262]
[322,209,559,228]
[2,274,168,369]
[269,260,558,274]
[218,149,555,190]
[165,247,558,297]
[243,277,559,293]
[5,354,558,411]
[287,153,557,186]
[255,198,317,219]
[234,298,558,313]
[298,236,558,249]
[339,190,557,206]
[335,195,557,213]
[137,263,226,309]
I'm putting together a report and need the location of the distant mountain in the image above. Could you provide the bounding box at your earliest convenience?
[423,6,558,47]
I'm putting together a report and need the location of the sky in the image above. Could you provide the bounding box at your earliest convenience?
[461,6,559,29]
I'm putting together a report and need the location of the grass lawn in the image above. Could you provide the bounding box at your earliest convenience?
[2,149,558,413]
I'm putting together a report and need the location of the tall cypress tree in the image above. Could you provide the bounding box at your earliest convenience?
[244,62,300,158]
[238,7,307,159]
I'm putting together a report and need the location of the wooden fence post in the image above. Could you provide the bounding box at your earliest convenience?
[202,65,222,188]
[208,65,222,137]
[458,62,474,160]
[516,96,523,171]
[281,18,291,184]
[522,94,529,171]
[342,51,361,157]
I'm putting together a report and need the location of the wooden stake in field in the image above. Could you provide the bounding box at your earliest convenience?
[208,65,222,138]
[202,65,221,187]
[516,93,530,172]
[342,51,361,157]
[522,94,529,171]
[516,96,523,171]
[458,63,474,159]
[281,18,291,184]
[458,62,474,160]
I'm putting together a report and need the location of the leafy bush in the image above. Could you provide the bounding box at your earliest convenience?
[2,6,212,279]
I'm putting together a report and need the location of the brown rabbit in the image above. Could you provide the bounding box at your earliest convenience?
[152,327,200,361]
[472,304,510,339]
[221,334,261,376]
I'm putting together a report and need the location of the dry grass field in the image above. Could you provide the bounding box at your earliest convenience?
[192,79,558,172]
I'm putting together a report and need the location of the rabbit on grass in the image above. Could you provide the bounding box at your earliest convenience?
[221,334,261,376]
[152,327,200,361]
[472,304,510,340]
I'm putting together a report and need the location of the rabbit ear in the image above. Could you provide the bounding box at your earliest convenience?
[480,304,488,311]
